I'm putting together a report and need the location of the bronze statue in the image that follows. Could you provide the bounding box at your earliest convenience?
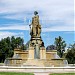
[29,11,44,59]
[29,11,41,37]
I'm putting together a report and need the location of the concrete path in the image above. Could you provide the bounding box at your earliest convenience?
[0,66,75,75]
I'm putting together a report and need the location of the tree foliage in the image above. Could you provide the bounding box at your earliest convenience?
[66,43,75,64]
[0,36,24,63]
[46,45,56,51]
[54,36,66,58]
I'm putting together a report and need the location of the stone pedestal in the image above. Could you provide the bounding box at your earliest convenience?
[29,37,44,47]
[28,47,34,59]
[40,47,46,59]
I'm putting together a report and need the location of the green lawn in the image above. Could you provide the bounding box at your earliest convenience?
[0,72,34,75]
[50,73,75,75]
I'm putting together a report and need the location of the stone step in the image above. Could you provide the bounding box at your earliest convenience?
[22,59,45,67]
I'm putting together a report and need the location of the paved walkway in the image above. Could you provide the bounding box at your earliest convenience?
[0,66,75,75]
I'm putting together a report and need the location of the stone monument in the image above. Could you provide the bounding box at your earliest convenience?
[28,11,46,60]
[29,11,44,47]
[4,11,68,67]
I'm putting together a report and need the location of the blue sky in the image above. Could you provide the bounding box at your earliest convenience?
[0,0,74,47]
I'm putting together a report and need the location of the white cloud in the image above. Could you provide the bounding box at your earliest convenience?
[0,0,74,31]
[0,31,24,40]
[42,24,74,32]
[0,25,29,30]
[0,23,73,31]
[64,31,75,34]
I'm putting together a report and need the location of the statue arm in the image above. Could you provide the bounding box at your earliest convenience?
[38,25,41,29]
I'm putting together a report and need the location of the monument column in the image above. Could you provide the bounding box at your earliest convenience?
[34,44,40,59]
[29,11,45,59]
[28,47,34,59]
[40,47,46,59]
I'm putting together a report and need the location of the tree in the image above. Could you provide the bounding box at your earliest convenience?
[21,44,27,50]
[11,36,24,49]
[46,45,56,51]
[0,36,24,63]
[11,36,16,50]
[15,37,24,48]
[54,36,66,58]
[66,43,75,64]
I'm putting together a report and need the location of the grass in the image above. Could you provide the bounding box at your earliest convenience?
[50,73,75,75]
[0,72,34,75]
[0,72,75,75]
